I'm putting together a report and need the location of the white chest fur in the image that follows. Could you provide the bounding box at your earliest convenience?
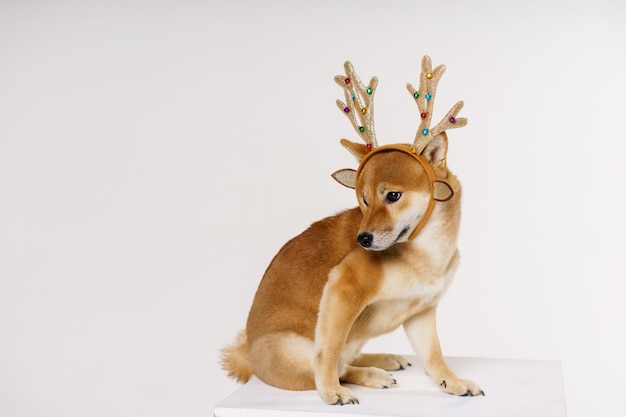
[351,247,460,341]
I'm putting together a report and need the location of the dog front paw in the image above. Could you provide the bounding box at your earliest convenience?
[318,385,359,405]
[439,378,485,397]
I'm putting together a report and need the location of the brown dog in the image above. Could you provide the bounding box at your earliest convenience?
[221,57,483,405]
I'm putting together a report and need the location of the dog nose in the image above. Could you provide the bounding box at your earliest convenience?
[357,232,373,248]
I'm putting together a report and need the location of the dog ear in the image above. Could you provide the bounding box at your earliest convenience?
[421,132,448,170]
[331,168,356,189]
[340,138,370,162]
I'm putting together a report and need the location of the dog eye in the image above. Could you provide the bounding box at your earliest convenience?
[362,194,369,206]
[386,191,402,203]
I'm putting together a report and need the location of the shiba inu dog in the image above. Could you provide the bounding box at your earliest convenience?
[221,56,483,405]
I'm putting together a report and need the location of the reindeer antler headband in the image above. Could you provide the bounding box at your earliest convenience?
[332,55,467,187]
[331,55,467,239]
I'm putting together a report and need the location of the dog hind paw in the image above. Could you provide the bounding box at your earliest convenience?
[388,354,412,370]
[375,353,412,371]
[342,365,397,389]
[362,368,397,389]
[352,353,412,371]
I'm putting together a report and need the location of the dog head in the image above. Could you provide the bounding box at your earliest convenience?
[343,134,454,251]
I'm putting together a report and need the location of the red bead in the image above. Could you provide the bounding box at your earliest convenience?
[366,143,372,150]
[345,78,351,84]
[420,112,427,119]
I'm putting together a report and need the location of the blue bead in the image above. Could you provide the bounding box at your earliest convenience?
[422,128,429,136]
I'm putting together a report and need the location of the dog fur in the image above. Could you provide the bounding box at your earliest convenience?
[221,132,483,404]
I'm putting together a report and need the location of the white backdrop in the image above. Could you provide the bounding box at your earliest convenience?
[1,1,625,417]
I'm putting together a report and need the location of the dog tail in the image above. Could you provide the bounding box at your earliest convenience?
[220,329,254,383]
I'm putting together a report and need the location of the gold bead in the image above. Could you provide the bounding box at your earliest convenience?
[426,72,433,79]
[361,107,367,114]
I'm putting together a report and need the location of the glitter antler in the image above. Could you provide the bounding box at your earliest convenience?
[335,61,379,149]
[406,55,467,154]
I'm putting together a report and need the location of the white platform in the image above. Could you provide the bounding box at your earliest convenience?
[214,356,567,417]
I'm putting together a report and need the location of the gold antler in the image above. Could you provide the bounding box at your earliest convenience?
[335,61,379,149]
[406,55,467,154]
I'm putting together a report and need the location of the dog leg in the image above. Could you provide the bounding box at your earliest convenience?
[314,269,369,405]
[403,306,484,396]
[350,353,412,371]
[248,331,316,390]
